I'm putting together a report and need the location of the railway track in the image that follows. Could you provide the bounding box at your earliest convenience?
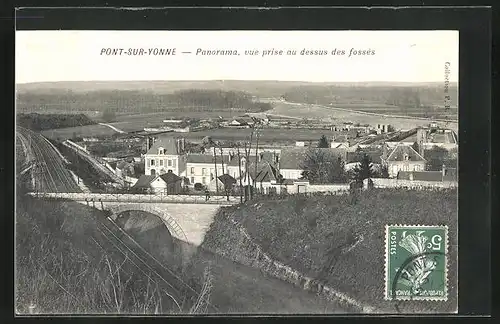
[90,212,219,313]
[17,127,81,193]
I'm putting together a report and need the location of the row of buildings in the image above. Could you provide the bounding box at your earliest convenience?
[126,124,457,193]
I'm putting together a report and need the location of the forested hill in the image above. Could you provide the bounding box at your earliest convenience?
[16,89,272,114]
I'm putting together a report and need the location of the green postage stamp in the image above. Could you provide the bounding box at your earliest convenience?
[385,225,448,301]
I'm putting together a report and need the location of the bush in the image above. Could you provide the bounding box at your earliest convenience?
[17,113,96,131]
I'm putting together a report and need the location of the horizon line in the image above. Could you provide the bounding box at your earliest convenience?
[16,79,459,85]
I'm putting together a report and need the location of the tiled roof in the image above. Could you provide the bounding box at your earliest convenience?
[159,171,182,184]
[252,163,280,183]
[218,174,237,186]
[226,151,275,167]
[279,148,347,170]
[146,136,182,155]
[385,144,426,162]
[132,175,157,188]
[186,154,229,164]
[346,150,383,164]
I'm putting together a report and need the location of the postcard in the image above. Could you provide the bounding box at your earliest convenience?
[15,29,458,314]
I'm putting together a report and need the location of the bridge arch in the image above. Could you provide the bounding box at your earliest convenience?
[108,204,188,242]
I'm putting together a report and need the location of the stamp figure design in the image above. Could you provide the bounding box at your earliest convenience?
[385,225,448,301]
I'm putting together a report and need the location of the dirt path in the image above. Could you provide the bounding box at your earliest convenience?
[194,248,349,314]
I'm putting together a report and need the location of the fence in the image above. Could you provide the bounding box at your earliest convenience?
[365,178,458,190]
[28,192,239,205]
[307,184,350,193]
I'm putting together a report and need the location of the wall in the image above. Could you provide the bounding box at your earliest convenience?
[69,199,225,246]
[306,184,350,193]
[365,178,458,189]
[281,168,303,180]
[387,161,426,177]
[145,154,182,176]
[422,142,458,151]
[149,177,168,193]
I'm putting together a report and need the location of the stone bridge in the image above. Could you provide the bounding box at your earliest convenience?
[30,192,237,246]
[97,201,225,246]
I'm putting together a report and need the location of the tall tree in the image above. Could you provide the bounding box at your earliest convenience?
[377,164,390,178]
[425,145,453,171]
[317,135,330,148]
[300,149,347,184]
[351,154,375,181]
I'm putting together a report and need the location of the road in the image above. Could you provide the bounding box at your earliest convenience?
[98,122,127,134]
[194,248,347,314]
[17,127,81,193]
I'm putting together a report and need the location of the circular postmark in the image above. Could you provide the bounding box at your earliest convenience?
[391,251,446,312]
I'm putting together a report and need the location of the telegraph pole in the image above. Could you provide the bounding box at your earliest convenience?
[213,146,219,194]
[237,146,243,203]
[32,162,46,196]
[219,146,225,175]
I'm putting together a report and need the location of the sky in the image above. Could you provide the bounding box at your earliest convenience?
[16,30,459,84]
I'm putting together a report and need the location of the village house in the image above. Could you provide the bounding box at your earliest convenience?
[330,134,351,149]
[381,143,427,178]
[208,174,237,193]
[227,117,254,128]
[144,136,187,177]
[131,171,183,194]
[185,154,229,186]
[225,152,277,186]
[115,159,136,178]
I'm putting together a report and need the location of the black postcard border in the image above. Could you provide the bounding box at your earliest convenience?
[3,5,492,321]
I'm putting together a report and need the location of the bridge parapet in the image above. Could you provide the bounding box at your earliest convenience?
[27,192,239,205]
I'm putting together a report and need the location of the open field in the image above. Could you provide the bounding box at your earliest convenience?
[269,102,458,132]
[204,189,458,314]
[40,120,338,144]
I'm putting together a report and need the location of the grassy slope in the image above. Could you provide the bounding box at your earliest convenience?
[15,195,196,314]
[204,189,458,313]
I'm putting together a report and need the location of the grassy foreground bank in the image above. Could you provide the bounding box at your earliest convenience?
[202,188,458,314]
[15,193,201,314]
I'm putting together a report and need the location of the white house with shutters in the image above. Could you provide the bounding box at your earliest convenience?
[144,136,187,177]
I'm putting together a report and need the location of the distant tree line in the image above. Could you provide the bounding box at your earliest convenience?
[282,85,458,109]
[16,89,273,114]
[17,113,96,131]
